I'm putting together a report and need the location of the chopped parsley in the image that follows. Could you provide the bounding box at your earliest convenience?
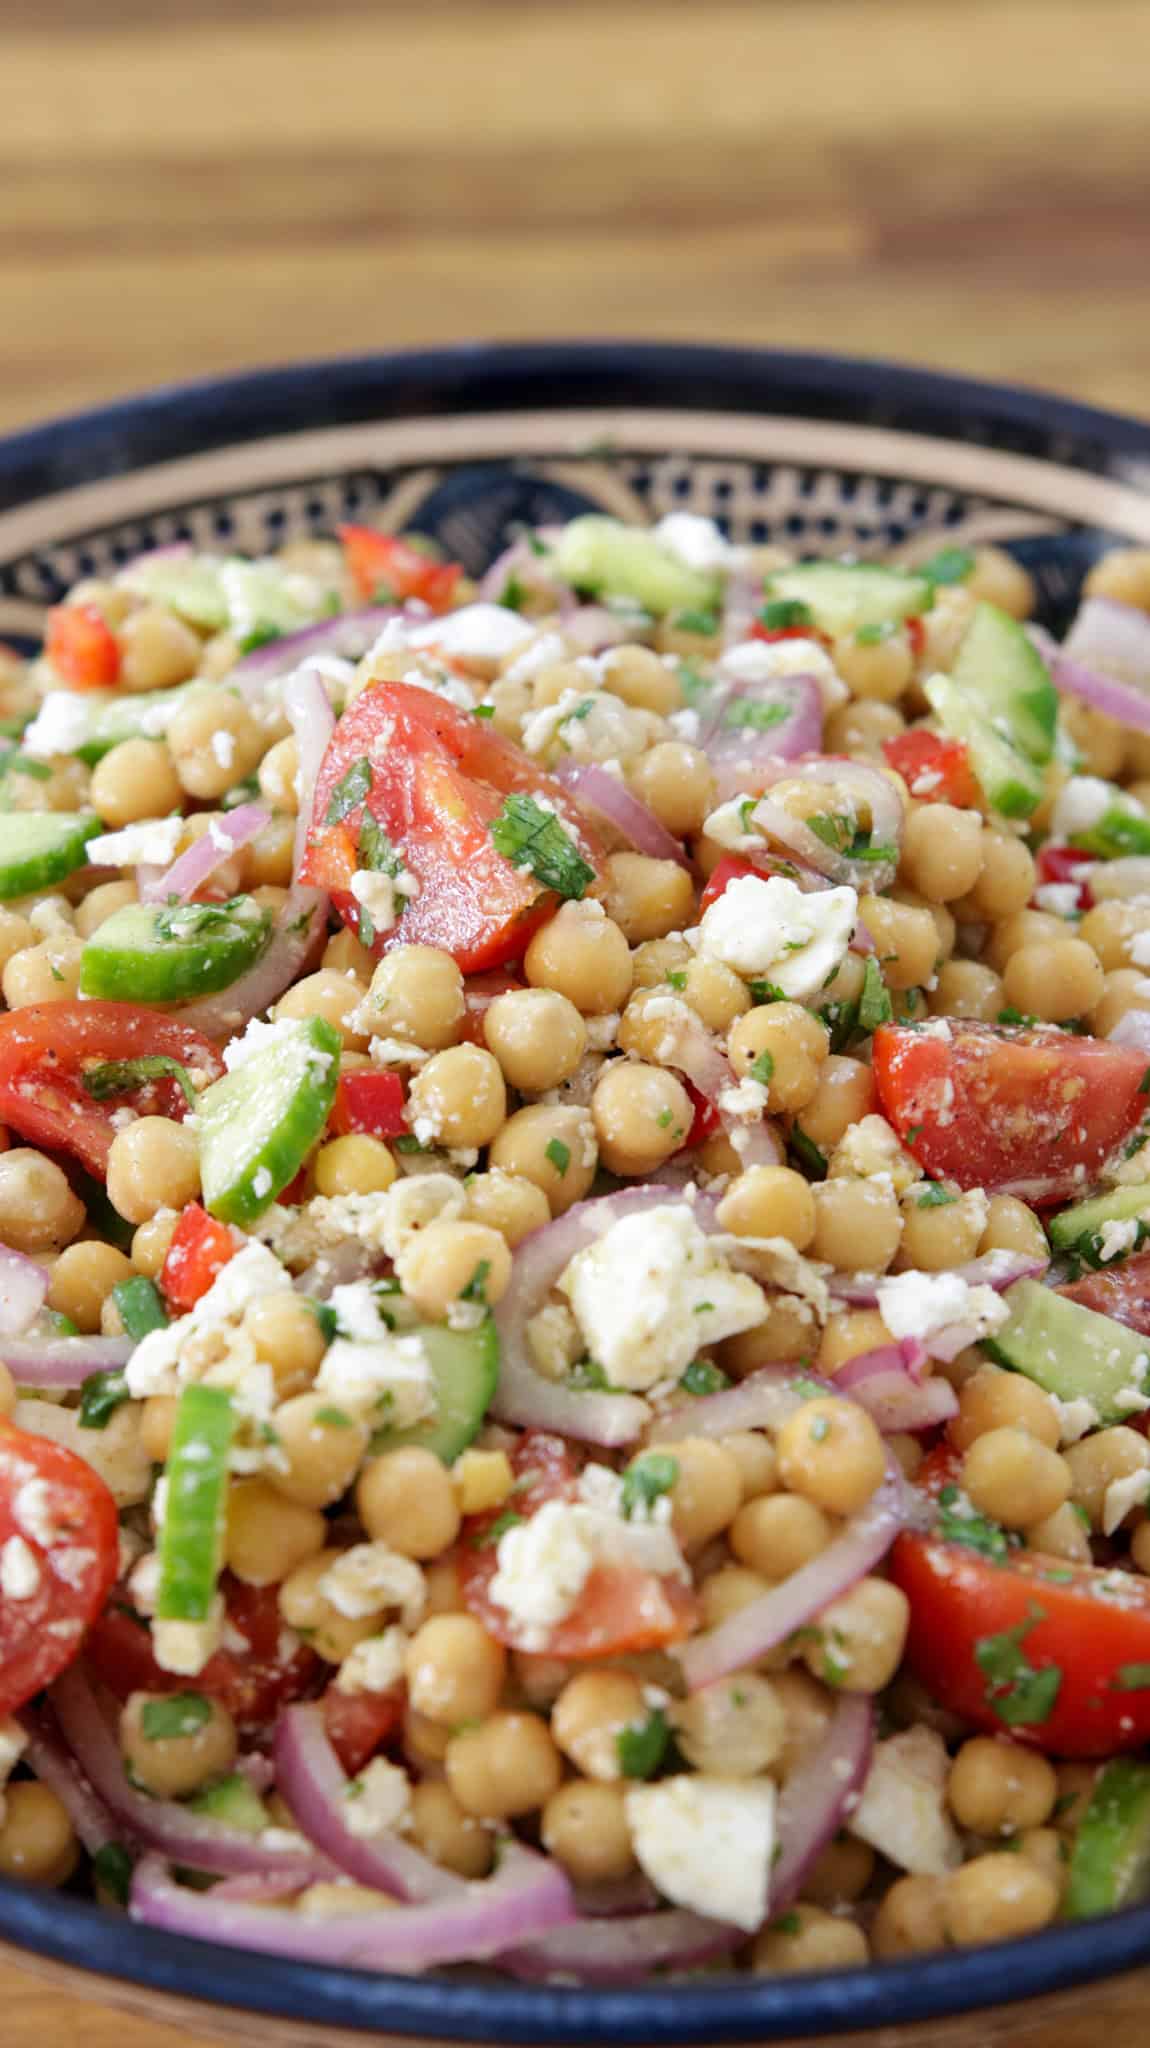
[325,754,373,824]
[854,620,899,646]
[545,1137,572,1176]
[1140,1066,1150,1095]
[771,1911,802,1936]
[858,955,893,1033]
[676,659,712,707]
[672,607,720,637]
[748,977,788,1004]
[1113,1664,1150,1691]
[915,1181,956,1209]
[666,969,688,991]
[759,599,813,631]
[620,1453,679,1519]
[937,1484,1013,1562]
[998,1005,1038,1029]
[722,699,790,733]
[140,1692,213,1741]
[78,1368,131,1431]
[616,1708,670,1780]
[393,1134,429,1154]
[460,1259,492,1304]
[749,1049,775,1086]
[807,811,854,855]
[83,1054,197,1109]
[309,1300,339,1344]
[789,1126,828,1180]
[490,793,594,901]
[473,1509,525,1549]
[500,573,527,612]
[0,751,51,783]
[681,1359,730,1396]
[91,1843,134,1906]
[237,623,281,654]
[974,1608,1062,1727]
[314,1406,355,1429]
[920,546,975,586]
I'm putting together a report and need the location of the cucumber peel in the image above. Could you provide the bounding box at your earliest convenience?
[198,1015,341,1226]
[925,671,1043,819]
[0,810,101,898]
[370,1317,500,1465]
[951,601,1058,766]
[983,1278,1150,1425]
[1048,1183,1150,1271]
[187,1772,270,1834]
[552,517,718,616]
[762,560,933,636]
[1065,1759,1150,1918]
[80,896,272,1004]
[156,1383,234,1623]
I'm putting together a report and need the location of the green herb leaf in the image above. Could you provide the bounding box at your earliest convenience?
[997,1005,1038,1029]
[789,1126,828,1180]
[915,1181,956,1209]
[473,1508,525,1549]
[620,1453,679,1519]
[314,1405,355,1428]
[140,1692,212,1741]
[616,1708,670,1780]
[749,1048,775,1086]
[672,608,720,637]
[490,793,594,901]
[858,955,893,1033]
[325,755,373,825]
[676,660,712,707]
[79,1368,131,1431]
[920,546,975,587]
[937,1484,1013,1562]
[666,969,688,991]
[0,751,51,783]
[237,623,282,654]
[472,703,496,720]
[854,621,899,646]
[722,699,791,732]
[681,1359,730,1396]
[759,599,814,631]
[83,1055,197,1109]
[91,1842,134,1904]
[974,1608,1062,1727]
[545,1137,571,1176]
[461,1259,492,1304]
[806,812,854,855]
[112,1274,168,1342]
[309,1300,339,1344]
[393,1134,428,1154]
[1113,1663,1150,1691]
[748,978,788,1004]
[771,1910,802,1936]
[500,573,527,612]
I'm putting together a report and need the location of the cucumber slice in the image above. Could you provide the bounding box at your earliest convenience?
[80,896,272,1004]
[198,1015,341,1226]
[552,517,719,617]
[762,561,933,636]
[370,1317,500,1465]
[186,1772,270,1835]
[924,672,1043,819]
[1049,1183,1150,1270]
[0,810,100,898]
[1070,801,1150,861]
[951,601,1058,766]
[67,681,221,765]
[983,1278,1150,1424]
[156,1383,234,1623]
[121,553,231,631]
[1065,1760,1150,1918]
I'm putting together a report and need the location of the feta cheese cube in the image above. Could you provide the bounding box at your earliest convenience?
[1049,775,1124,841]
[407,603,533,668]
[688,872,857,1000]
[334,1624,408,1696]
[626,1776,776,1932]
[86,817,185,869]
[849,1727,962,1876]
[319,1544,426,1628]
[153,1597,225,1677]
[343,1757,411,1840]
[876,1268,1009,1346]
[652,512,739,574]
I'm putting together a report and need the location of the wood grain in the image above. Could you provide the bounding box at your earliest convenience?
[2,1,1148,2039]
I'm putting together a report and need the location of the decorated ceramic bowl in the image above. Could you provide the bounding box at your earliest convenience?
[2,342,1150,2047]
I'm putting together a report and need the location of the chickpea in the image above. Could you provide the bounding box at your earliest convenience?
[716,1164,815,1249]
[483,988,587,1093]
[120,1690,237,1799]
[1085,547,1150,611]
[542,1780,635,1884]
[403,1614,506,1726]
[322,940,378,997]
[242,1291,328,1396]
[752,1902,869,1973]
[274,969,370,1051]
[524,899,633,1013]
[665,1437,744,1552]
[727,1002,828,1114]
[106,1116,199,1225]
[463,1169,551,1247]
[824,699,905,754]
[804,1834,875,1908]
[631,936,692,990]
[244,813,295,890]
[948,1737,1057,1836]
[140,1394,178,1463]
[118,605,201,692]
[672,1673,785,1775]
[801,1577,910,1692]
[1018,1826,1068,1896]
[0,908,34,973]
[73,882,136,942]
[681,955,751,1034]
[931,958,1005,1022]
[730,1493,833,1579]
[365,946,464,1050]
[809,1178,903,1273]
[590,1060,693,1175]
[356,1448,461,1560]
[407,1043,506,1150]
[423,1555,464,1615]
[1025,1500,1092,1565]
[795,1055,876,1155]
[602,852,695,944]
[267,1394,370,1508]
[1060,698,1126,779]
[630,742,714,837]
[834,627,914,703]
[0,1148,84,1252]
[896,1186,987,1272]
[978,1195,1049,1264]
[167,687,263,799]
[3,935,83,1007]
[965,546,1035,617]
[962,1427,1070,1529]
[819,1308,893,1375]
[0,1362,15,1420]
[0,1782,78,1886]
[699,1563,773,1634]
[1091,966,1150,1040]
[1001,938,1104,1024]
[723,1293,819,1376]
[445,1712,562,1820]
[857,893,939,989]
[451,1447,514,1517]
[224,1478,326,1586]
[409,1780,494,1880]
[776,1396,886,1517]
[900,803,984,904]
[602,643,683,715]
[489,1105,598,1214]
[1065,1427,1150,1529]
[944,1852,1058,1946]
[948,1365,1060,1454]
[404,1706,452,1771]
[722,1430,778,1500]
[961,832,1037,921]
[258,734,300,811]
[1131,1521,1150,1575]
[46,1240,133,1332]
[6,755,89,816]
[90,738,182,827]
[551,1672,649,1781]
[399,1219,511,1321]
[871,1873,950,1958]
[278,1550,379,1664]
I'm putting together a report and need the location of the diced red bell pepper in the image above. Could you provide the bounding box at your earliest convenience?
[329,1068,408,1141]
[161,1202,237,1310]
[338,526,462,614]
[45,604,121,690]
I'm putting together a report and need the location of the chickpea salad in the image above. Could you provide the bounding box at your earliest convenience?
[6,517,1150,1977]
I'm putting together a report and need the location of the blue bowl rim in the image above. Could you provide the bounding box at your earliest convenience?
[2,339,1150,2038]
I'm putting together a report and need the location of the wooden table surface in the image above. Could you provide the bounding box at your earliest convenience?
[4,0,1150,2039]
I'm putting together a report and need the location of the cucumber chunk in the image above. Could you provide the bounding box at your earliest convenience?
[198,1015,341,1226]
[80,896,272,1004]
[156,1383,234,1624]
[1070,800,1150,861]
[951,601,1058,766]
[1065,1759,1150,1918]
[983,1278,1150,1425]
[369,1317,500,1465]
[1049,1183,1150,1270]
[67,681,222,765]
[186,1772,270,1835]
[924,672,1043,819]
[0,810,100,898]
[120,554,233,631]
[552,517,719,617]
[762,561,933,635]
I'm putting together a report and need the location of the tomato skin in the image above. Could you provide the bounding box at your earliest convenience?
[328,1069,407,1141]
[682,1078,721,1148]
[0,1003,224,1177]
[161,1202,238,1310]
[85,1577,317,1736]
[872,1019,1150,1202]
[458,1432,699,1657]
[0,1423,119,1713]
[303,682,602,973]
[698,854,756,916]
[338,527,461,614]
[882,729,979,808]
[1036,843,1096,911]
[1059,1250,1150,1334]
[45,604,121,690]
[891,1529,1150,1757]
[750,623,832,650]
[321,1686,403,1776]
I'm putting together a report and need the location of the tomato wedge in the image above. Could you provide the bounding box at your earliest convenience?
[872,1019,1150,1202]
[458,1432,698,1658]
[303,682,604,973]
[1036,842,1096,911]
[0,1003,224,1178]
[328,1068,407,1141]
[85,1577,317,1736]
[1059,1250,1150,1335]
[320,1685,404,1777]
[338,527,462,614]
[882,729,979,808]
[44,603,121,690]
[161,1202,238,1311]
[0,1422,119,1714]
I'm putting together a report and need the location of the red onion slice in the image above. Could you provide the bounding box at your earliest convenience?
[720,563,763,650]
[564,604,645,652]
[833,1346,958,1433]
[0,1247,47,1338]
[830,1249,1046,1308]
[130,1842,575,1971]
[505,1907,741,1983]
[274,1703,461,1904]
[647,1362,829,1445]
[771,1692,875,1916]
[231,607,404,696]
[751,756,904,893]
[1031,621,1150,737]
[3,1333,132,1388]
[478,538,573,615]
[700,675,824,799]
[17,1707,119,1855]
[640,996,783,1172]
[139,802,271,907]
[1064,595,1150,693]
[51,1667,327,1881]
[554,762,690,870]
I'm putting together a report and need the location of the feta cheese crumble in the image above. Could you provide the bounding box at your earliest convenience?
[86,817,185,868]
[314,1282,437,1429]
[652,512,740,575]
[625,1776,777,1932]
[688,871,857,1000]
[344,1757,411,1840]
[849,1727,961,1875]
[0,1534,41,1600]
[876,1268,1010,1345]
[487,1462,688,1651]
